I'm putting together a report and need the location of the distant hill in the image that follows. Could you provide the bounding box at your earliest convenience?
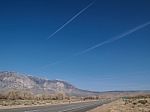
[0,71,99,96]
[0,71,149,97]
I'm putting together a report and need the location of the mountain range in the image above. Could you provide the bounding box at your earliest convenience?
[0,71,99,96]
[0,71,149,98]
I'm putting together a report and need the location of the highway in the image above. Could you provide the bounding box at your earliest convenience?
[0,100,109,112]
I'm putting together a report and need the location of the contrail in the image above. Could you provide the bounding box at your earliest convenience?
[47,0,96,39]
[41,21,150,69]
[76,21,150,55]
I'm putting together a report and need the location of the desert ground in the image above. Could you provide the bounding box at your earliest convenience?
[87,95,150,112]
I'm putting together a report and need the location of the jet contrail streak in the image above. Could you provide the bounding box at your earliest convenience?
[41,21,150,70]
[47,0,96,39]
[76,21,150,55]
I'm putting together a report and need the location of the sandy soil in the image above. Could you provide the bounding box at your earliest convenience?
[87,96,150,112]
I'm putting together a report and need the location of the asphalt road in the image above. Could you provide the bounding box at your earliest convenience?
[0,100,109,112]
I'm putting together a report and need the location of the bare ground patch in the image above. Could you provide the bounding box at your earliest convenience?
[87,95,150,112]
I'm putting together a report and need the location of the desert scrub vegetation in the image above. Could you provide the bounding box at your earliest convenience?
[88,94,150,112]
[120,95,150,112]
[122,95,150,105]
[0,90,72,106]
[0,90,102,107]
[0,90,103,107]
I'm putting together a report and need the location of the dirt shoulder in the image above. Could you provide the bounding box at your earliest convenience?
[87,95,150,112]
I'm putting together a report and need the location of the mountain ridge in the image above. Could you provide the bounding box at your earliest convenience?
[0,71,149,97]
[0,71,100,96]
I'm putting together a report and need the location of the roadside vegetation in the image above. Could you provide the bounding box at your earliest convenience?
[0,90,100,107]
[88,94,150,112]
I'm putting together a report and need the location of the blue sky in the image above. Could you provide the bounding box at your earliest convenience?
[0,0,150,91]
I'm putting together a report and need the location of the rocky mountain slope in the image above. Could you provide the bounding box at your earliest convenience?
[0,71,99,96]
